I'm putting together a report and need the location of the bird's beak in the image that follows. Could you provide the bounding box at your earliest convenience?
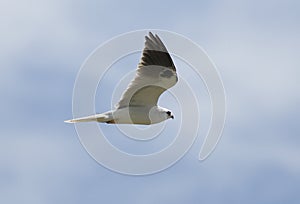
[171,115,174,119]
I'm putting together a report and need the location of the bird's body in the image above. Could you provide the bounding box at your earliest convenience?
[65,32,177,125]
[66,106,173,125]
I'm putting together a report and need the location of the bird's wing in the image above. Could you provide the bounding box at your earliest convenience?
[115,32,178,109]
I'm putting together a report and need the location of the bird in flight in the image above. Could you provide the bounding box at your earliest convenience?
[65,32,178,125]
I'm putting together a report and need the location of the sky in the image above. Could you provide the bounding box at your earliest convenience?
[1,0,300,203]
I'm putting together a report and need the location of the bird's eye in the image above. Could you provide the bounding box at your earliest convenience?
[166,111,171,116]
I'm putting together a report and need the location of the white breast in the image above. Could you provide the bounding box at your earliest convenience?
[112,106,167,125]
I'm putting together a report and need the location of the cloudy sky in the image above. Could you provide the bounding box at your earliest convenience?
[1,0,300,203]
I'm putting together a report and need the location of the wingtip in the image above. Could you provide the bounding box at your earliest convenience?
[145,32,152,40]
[146,31,156,39]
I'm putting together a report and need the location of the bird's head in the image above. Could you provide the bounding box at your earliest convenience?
[148,107,174,124]
[166,110,174,119]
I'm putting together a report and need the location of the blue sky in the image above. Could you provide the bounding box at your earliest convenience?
[1,0,300,203]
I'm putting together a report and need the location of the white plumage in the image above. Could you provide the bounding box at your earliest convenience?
[65,32,178,125]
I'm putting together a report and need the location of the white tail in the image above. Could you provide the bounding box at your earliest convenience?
[64,114,110,123]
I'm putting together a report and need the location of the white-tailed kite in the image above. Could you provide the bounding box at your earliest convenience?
[65,32,178,125]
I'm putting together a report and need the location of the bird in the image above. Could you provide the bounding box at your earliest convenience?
[65,32,178,125]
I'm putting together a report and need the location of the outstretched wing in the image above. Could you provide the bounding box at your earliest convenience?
[115,32,178,109]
